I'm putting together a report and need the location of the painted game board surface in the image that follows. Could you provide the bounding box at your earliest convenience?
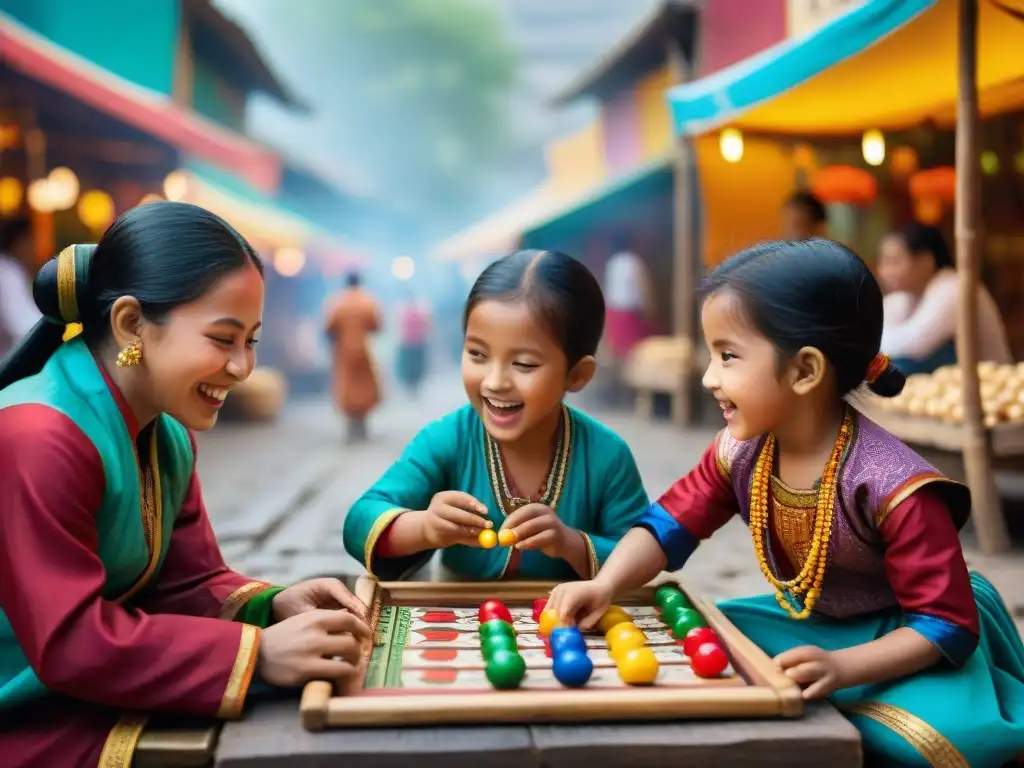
[364,604,737,693]
[300,579,805,729]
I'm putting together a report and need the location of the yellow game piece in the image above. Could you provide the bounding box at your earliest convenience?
[604,621,643,648]
[478,529,498,548]
[497,528,517,547]
[607,629,647,659]
[598,606,632,634]
[616,646,659,685]
[538,607,563,636]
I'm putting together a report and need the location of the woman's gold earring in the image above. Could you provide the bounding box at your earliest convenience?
[116,339,142,368]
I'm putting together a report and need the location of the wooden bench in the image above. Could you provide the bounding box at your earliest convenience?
[621,336,701,425]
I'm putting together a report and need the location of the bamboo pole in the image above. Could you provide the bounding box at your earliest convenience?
[668,34,695,427]
[955,0,1010,553]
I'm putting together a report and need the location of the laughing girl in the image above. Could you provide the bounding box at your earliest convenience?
[343,249,650,581]
[549,239,1024,767]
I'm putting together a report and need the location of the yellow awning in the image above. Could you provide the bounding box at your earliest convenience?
[672,0,1024,136]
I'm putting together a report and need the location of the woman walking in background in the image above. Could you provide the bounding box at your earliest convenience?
[324,272,382,442]
[396,290,431,397]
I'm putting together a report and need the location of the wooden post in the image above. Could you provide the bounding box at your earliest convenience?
[955,0,1010,553]
[667,35,696,427]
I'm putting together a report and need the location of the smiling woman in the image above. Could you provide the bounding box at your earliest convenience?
[0,201,371,768]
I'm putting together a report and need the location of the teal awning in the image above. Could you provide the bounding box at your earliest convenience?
[666,0,936,136]
[521,153,674,247]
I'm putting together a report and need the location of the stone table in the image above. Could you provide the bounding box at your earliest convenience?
[211,695,863,768]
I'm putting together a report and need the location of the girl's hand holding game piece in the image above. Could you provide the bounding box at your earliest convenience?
[257,609,373,687]
[501,502,571,558]
[547,577,615,631]
[420,490,491,549]
[272,578,368,622]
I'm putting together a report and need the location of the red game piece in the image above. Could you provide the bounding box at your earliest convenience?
[690,642,729,678]
[532,598,548,623]
[543,637,553,658]
[682,627,720,657]
[479,599,513,624]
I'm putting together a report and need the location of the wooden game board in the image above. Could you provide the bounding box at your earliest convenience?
[299,578,804,730]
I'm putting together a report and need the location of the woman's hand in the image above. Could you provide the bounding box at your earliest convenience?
[774,645,846,700]
[272,578,367,622]
[257,609,372,688]
[421,491,491,548]
[501,503,569,558]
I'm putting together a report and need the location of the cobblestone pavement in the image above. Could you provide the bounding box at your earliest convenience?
[199,373,1024,635]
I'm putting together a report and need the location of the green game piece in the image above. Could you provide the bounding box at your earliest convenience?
[671,608,707,639]
[661,603,683,627]
[479,618,516,641]
[485,650,527,690]
[654,584,682,608]
[481,633,519,658]
[659,589,690,614]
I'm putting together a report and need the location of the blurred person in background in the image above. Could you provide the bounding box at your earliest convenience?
[602,231,654,364]
[395,288,431,397]
[782,190,829,240]
[324,272,382,442]
[0,218,42,359]
[878,222,1012,374]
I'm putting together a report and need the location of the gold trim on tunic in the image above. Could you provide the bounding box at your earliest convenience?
[217,624,261,720]
[769,475,817,575]
[876,474,965,526]
[840,701,970,768]
[116,432,164,605]
[219,581,275,620]
[98,712,148,768]
[363,507,410,575]
[713,429,733,483]
[580,532,600,579]
[484,404,573,579]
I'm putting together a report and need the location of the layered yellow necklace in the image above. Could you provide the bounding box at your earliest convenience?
[748,411,852,620]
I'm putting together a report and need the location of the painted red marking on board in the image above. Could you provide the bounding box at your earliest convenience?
[421,611,458,623]
[421,649,459,662]
[421,669,458,685]
[418,630,460,642]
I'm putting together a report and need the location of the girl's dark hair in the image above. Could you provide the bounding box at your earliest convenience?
[894,222,953,270]
[701,238,905,398]
[464,249,605,367]
[0,201,262,390]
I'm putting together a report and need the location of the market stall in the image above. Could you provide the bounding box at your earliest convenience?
[664,0,1024,552]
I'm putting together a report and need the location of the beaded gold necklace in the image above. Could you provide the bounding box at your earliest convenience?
[748,410,852,619]
[484,404,571,516]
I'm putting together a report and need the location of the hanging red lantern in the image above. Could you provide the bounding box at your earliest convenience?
[908,166,956,203]
[890,146,919,177]
[810,165,878,206]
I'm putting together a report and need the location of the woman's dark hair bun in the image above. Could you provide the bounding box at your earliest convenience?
[866,360,906,398]
[32,244,96,324]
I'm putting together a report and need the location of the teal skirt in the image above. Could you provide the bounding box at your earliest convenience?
[720,573,1024,767]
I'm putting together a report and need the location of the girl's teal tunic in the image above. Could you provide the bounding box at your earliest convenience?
[343,404,650,580]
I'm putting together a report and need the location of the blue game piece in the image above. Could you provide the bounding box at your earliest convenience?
[552,649,593,688]
[549,626,587,655]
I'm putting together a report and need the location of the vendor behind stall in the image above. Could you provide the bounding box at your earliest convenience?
[878,222,1011,374]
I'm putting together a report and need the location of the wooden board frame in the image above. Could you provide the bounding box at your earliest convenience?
[299,577,803,730]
